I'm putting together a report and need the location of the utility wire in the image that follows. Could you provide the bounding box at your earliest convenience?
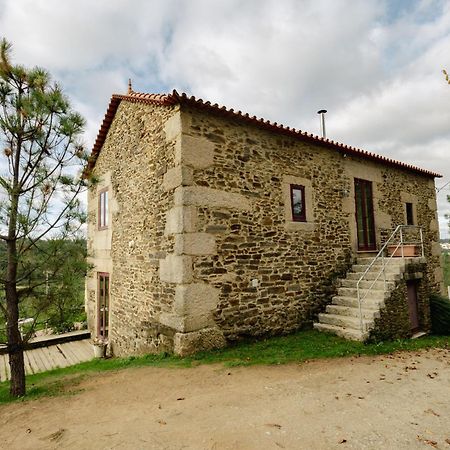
[436,180,450,193]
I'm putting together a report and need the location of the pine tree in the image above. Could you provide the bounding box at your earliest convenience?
[0,39,87,397]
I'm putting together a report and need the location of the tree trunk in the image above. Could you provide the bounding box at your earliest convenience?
[6,283,25,397]
[9,351,25,397]
[7,341,25,397]
[5,186,26,397]
[59,303,65,326]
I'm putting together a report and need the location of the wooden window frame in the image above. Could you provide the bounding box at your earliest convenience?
[354,178,376,251]
[97,272,110,339]
[290,184,306,222]
[405,202,414,226]
[98,188,109,230]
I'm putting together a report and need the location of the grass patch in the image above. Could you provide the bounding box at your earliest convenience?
[186,330,450,366]
[1,330,449,405]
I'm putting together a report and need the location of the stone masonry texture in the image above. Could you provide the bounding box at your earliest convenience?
[86,99,443,356]
[87,102,178,356]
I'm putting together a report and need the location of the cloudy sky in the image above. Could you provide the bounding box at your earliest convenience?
[1,0,449,236]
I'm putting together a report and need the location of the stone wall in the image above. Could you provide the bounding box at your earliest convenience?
[86,101,179,356]
[369,261,432,342]
[87,100,443,356]
[165,106,442,348]
[377,172,442,293]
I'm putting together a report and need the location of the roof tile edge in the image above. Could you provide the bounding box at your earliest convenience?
[82,90,442,179]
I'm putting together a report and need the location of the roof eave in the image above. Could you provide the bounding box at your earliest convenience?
[174,92,441,179]
[83,90,442,180]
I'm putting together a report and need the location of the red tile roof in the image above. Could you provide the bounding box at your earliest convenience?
[84,90,442,178]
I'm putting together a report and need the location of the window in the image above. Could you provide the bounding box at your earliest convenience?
[283,176,314,231]
[290,184,306,222]
[98,273,110,338]
[98,188,108,229]
[406,202,414,225]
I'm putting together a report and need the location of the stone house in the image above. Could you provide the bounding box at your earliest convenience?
[84,88,443,356]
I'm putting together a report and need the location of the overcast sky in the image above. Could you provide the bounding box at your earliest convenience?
[1,0,450,237]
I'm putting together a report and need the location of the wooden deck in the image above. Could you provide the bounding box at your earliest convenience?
[0,339,94,382]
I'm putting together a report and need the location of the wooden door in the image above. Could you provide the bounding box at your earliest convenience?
[98,273,110,338]
[354,178,376,251]
[407,281,420,332]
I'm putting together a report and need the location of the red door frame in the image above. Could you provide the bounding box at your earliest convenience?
[97,272,110,338]
[354,178,376,251]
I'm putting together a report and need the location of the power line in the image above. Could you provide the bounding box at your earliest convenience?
[436,180,450,193]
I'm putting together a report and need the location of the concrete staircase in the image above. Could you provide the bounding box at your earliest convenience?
[313,256,410,341]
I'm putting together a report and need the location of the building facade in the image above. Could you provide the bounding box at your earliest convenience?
[85,90,443,356]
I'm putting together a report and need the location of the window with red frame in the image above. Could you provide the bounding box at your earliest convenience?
[98,273,109,338]
[290,184,306,222]
[98,189,108,229]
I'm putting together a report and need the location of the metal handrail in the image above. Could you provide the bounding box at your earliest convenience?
[356,225,424,333]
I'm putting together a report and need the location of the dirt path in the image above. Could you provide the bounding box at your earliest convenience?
[1,348,449,449]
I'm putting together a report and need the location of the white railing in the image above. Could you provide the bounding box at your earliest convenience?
[356,225,424,333]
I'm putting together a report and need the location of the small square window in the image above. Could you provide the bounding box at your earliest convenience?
[98,189,109,229]
[290,184,306,222]
[406,202,414,225]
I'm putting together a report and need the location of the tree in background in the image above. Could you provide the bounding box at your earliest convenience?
[0,39,88,397]
[0,238,88,342]
[444,69,450,84]
[34,239,88,333]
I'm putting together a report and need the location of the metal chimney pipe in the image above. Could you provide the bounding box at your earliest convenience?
[317,109,327,138]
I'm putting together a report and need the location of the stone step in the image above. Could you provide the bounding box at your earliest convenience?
[346,271,401,282]
[339,279,396,290]
[331,295,384,309]
[356,257,407,266]
[337,287,388,299]
[326,304,380,319]
[313,322,366,341]
[318,313,372,332]
[351,264,404,275]
[356,256,425,266]
[314,256,425,343]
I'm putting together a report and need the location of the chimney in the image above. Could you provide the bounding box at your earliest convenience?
[317,109,327,138]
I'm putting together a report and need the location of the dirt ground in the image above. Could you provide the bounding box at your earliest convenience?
[1,348,450,450]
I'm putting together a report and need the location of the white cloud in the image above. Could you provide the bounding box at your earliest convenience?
[159,0,386,127]
[0,0,174,71]
[331,73,450,150]
[1,0,450,236]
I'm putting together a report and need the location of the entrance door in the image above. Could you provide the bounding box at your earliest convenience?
[98,273,110,338]
[407,281,420,332]
[354,178,376,251]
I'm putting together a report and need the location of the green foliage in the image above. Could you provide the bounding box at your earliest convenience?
[430,294,450,335]
[0,37,88,248]
[28,239,87,333]
[0,38,88,395]
[0,239,88,340]
[442,252,450,287]
[1,330,449,404]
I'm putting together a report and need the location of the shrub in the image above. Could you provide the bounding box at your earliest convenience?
[430,294,450,335]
